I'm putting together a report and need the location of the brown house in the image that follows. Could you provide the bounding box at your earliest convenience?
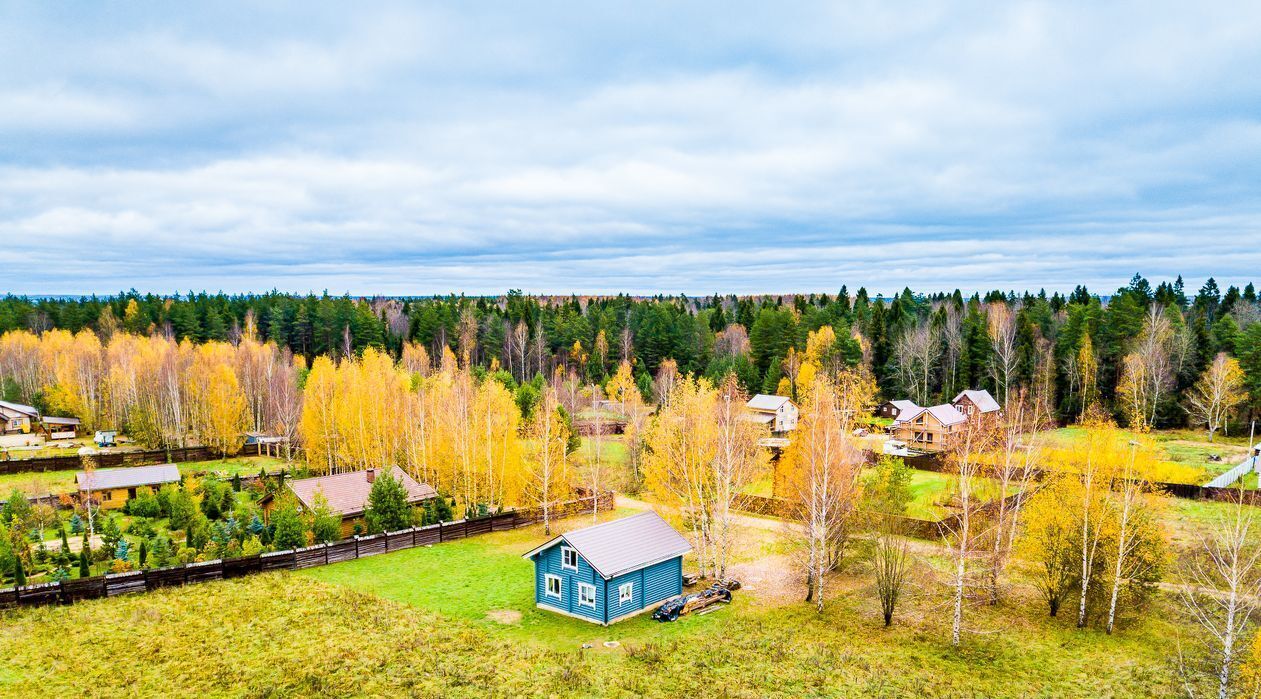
[876,399,919,420]
[889,404,967,454]
[262,467,438,537]
[952,390,1002,421]
[76,463,182,510]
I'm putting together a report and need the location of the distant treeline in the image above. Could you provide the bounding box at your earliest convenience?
[2,274,1259,426]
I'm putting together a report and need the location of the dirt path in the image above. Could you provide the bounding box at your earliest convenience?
[616,494,801,533]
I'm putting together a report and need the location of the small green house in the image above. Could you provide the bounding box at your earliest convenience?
[523,511,691,625]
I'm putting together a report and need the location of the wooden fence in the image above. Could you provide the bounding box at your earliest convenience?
[0,491,614,610]
[901,452,1233,502]
[0,445,236,475]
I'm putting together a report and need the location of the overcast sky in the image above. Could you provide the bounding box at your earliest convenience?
[2,2,1259,297]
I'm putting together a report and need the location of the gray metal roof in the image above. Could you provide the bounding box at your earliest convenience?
[953,389,1001,413]
[0,400,38,417]
[747,394,792,412]
[895,403,967,426]
[524,510,692,579]
[77,464,182,491]
[42,416,81,425]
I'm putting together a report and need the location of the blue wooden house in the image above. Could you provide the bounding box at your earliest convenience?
[523,511,691,625]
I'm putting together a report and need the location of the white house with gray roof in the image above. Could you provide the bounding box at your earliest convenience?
[745,394,799,434]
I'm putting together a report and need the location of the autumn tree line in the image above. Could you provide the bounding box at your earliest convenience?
[3,273,1259,432]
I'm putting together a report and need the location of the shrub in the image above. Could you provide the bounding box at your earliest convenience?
[109,558,134,574]
[308,494,341,544]
[271,500,306,551]
[240,536,265,557]
[128,492,161,519]
[127,517,157,539]
[78,549,90,578]
[168,488,198,530]
[149,536,172,568]
[156,484,176,517]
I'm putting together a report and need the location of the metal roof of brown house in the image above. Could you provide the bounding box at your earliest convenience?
[283,467,437,518]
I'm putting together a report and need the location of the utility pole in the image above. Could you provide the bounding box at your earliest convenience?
[1250,420,1257,474]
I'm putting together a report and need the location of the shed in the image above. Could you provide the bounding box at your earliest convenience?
[76,464,182,510]
[42,415,81,439]
[523,511,692,625]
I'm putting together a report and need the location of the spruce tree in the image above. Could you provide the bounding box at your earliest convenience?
[364,471,412,534]
[78,549,90,578]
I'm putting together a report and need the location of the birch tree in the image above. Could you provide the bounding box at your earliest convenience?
[987,303,1019,404]
[526,388,572,536]
[945,418,991,646]
[787,373,866,612]
[893,320,938,405]
[711,372,766,578]
[985,392,1039,605]
[1185,354,1247,442]
[1179,488,1261,699]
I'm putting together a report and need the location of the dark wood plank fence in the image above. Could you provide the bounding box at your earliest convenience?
[0,444,277,475]
[0,492,613,610]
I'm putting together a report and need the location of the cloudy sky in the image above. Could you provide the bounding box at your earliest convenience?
[2,2,1259,296]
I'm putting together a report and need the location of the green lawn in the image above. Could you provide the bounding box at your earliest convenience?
[0,507,1190,697]
[303,506,717,650]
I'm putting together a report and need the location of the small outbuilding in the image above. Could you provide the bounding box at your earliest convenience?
[42,415,81,440]
[76,463,182,509]
[523,510,692,625]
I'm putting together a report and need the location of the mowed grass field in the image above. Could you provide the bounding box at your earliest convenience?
[0,507,1189,697]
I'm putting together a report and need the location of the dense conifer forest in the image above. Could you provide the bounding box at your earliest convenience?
[2,274,1259,427]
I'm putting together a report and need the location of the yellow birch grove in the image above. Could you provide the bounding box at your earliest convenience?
[187,344,249,457]
[525,388,572,535]
[298,346,525,511]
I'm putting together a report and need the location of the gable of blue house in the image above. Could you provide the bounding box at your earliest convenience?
[532,541,606,623]
[524,511,691,625]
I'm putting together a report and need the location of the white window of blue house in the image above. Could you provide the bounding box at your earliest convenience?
[545,574,562,599]
[577,582,596,608]
[561,546,578,571]
[618,582,633,604]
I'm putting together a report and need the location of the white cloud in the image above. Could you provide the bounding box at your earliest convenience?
[1,2,1259,294]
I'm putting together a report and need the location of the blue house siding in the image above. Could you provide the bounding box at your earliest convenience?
[531,544,604,623]
[603,557,682,622]
[532,544,684,625]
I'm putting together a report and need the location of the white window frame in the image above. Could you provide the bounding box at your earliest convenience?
[577,582,597,608]
[545,574,563,599]
[619,582,634,604]
[561,546,579,571]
